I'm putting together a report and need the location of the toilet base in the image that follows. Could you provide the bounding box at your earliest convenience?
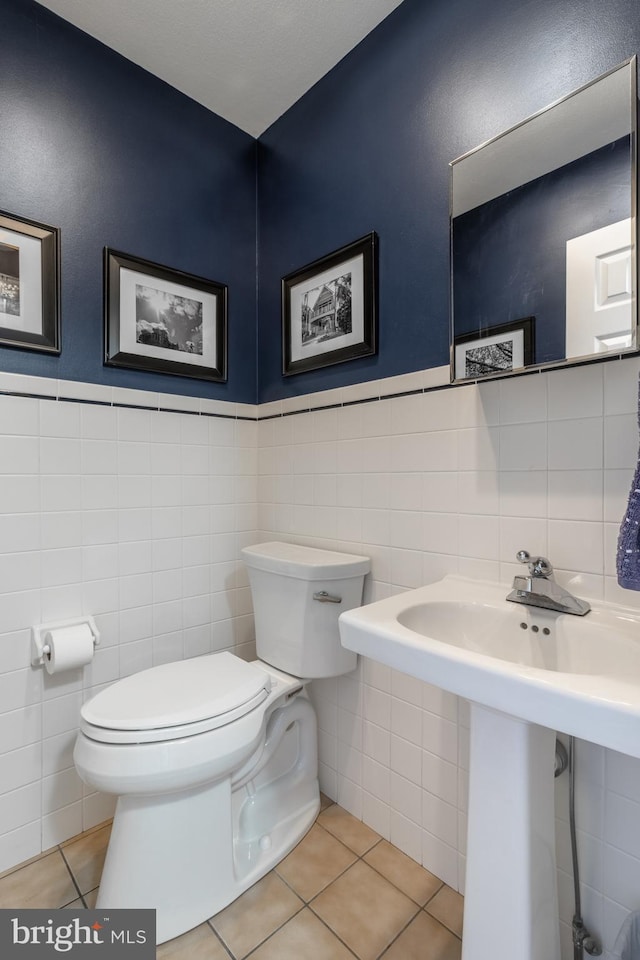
[94,693,320,944]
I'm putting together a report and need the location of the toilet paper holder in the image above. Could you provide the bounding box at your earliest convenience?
[31,616,101,667]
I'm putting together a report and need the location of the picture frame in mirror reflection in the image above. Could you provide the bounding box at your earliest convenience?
[0,211,60,354]
[453,317,535,381]
[104,249,227,382]
[282,232,377,376]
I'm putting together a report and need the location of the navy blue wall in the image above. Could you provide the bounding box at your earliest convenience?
[1,0,257,403]
[8,0,640,405]
[452,138,631,365]
[257,0,640,402]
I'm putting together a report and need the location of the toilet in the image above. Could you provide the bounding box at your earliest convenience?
[73,541,369,944]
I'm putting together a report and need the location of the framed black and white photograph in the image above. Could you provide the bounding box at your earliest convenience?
[0,211,60,354]
[282,232,377,376]
[454,317,535,380]
[104,249,227,382]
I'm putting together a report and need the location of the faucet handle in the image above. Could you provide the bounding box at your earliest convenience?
[516,550,553,578]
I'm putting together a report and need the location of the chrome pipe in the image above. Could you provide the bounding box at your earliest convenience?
[569,737,602,958]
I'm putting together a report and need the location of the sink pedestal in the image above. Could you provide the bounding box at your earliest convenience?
[463,704,560,960]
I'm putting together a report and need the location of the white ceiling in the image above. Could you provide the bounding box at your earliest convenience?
[36,0,405,137]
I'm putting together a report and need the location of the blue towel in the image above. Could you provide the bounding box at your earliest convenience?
[617,376,640,590]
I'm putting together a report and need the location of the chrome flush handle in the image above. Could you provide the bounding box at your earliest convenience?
[313,591,342,604]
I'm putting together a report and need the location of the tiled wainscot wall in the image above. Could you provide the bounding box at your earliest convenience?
[2,356,640,957]
[0,374,258,873]
[258,355,640,959]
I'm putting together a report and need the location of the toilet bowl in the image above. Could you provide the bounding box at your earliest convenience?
[73,542,370,944]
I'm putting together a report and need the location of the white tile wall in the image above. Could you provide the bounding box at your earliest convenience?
[258,355,640,959]
[0,386,257,874]
[3,358,640,956]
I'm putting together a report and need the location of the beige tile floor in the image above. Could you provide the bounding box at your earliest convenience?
[0,799,463,959]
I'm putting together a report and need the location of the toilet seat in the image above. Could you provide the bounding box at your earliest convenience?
[80,652,272,745]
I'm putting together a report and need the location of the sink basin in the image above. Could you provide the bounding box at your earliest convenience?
[339,574,640,759]
[398,598,640,675]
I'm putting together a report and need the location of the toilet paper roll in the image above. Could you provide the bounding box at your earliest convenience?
[43,623,95,675]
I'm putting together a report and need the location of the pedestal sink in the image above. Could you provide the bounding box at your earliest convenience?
[338,575,640,960]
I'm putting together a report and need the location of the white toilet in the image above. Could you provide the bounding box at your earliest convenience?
[73,541,369,944]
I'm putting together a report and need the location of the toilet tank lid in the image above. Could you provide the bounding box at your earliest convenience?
[241,541,370,580]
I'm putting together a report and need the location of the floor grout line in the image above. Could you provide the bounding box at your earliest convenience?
[422,879,445,908]
[205,919,237,960]
[374,903,424,960]
[303,902,362,959]
[222,896,308,960]
[58,845,87,908]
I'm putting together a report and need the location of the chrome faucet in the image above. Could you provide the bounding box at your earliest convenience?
[506,550,591,616]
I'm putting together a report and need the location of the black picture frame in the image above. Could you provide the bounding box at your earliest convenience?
[282,232,377,376]
[104,249,227,382]
[0,211,60,354]
[453,317,535,381]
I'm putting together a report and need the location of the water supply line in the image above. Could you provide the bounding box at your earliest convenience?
[566,737,602,958]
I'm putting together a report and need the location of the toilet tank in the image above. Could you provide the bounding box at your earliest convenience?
[241,542,370,678]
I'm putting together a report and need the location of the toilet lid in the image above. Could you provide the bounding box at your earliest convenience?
[80,652,271,734]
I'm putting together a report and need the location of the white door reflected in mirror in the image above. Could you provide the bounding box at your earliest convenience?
[565,218,633,358]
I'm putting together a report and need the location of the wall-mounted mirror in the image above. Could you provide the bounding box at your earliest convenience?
[450,57,637,383]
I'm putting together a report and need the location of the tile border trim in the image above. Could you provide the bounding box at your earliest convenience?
[0,349,635,423]
[257,350,639,420]
[0,376,258,422]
